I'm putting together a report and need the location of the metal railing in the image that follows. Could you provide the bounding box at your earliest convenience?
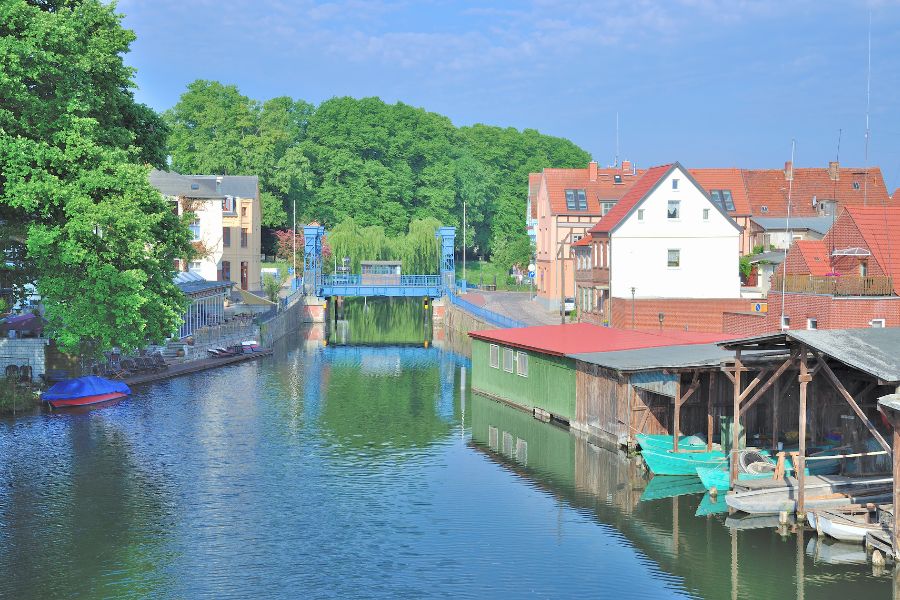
[771,274,894,296]
[449,293,526,329]
[321,274,442,287]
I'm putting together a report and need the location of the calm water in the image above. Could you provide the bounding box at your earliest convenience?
[0,303,893,598]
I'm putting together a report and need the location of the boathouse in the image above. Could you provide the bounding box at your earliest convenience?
[469,324,725,424]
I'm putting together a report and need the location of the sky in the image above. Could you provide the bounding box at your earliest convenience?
[119,0,900,190]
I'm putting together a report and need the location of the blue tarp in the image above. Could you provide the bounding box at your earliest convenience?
[42,376,131,401]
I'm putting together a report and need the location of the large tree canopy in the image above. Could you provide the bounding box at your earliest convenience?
[164,84,591,262]
[0,0,192,353]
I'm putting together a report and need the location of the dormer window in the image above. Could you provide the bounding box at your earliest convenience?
[614,175,622,184]
[853,181,861,190]
[760,206,769,213]
[565,189,588,211]
[710,190,735,211]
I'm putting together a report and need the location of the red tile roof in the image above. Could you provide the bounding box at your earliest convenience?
[689,168,751,216]
[844,206,900,293]
[743,166,891,218]
[893,188,900,201]
[572,235,592,247]
[794,240,831,276]
[588,164,673,234]
[468,323,728,356]
[542,165,644,215]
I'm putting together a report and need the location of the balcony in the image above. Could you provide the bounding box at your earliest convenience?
[771,274,894,296]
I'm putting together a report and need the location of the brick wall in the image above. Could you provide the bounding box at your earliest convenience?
[607,297,752,332]
[723,291,900,334]
[722,312,771,337]
[0,337,49,379]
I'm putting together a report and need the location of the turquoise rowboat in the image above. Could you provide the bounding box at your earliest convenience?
[635,433,711,452]
[640,447,727,476]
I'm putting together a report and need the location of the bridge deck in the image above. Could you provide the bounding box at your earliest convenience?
[317,274,444,298]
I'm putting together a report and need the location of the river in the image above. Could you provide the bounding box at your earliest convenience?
[0,299,892,598]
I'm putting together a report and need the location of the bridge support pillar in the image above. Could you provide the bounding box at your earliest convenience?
[303,225,325,296]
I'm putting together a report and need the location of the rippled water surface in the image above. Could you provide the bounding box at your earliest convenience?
[0,323,892,598]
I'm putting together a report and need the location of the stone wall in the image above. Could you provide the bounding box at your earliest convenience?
[259,297,326,347]
[0,337,49,379]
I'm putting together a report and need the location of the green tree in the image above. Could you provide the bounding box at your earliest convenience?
[0,0,193,353]
[262,275,281,304]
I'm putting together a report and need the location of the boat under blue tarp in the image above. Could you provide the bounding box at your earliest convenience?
[42,376,131,408]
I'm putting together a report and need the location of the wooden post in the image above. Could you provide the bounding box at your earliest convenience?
[731,351,742,487]
[707,371,715,453]
[673,374,682,453]
[730,526,738,600]
[798,347,810,516]
[672,495,679,557]
[796,523,805,600]
[772,376,780,453]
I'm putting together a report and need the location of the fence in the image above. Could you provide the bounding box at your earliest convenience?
[448,293,526,329]
[772,274,894,296]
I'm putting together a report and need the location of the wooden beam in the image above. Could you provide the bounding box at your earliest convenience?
[798,348,809,516]
[673,376,682,453]
[737,368,772,402]
[731,351,742,487]
[772,376,780,453]
[721,368,735,385]
[739,350,799,416]
[816,355,892,455]
[707,371,715,453]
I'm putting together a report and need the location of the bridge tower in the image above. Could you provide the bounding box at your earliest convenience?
[303,224,325,296]
[435,226,456,294]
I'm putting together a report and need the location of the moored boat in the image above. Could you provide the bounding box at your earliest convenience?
[725,475,893,514]
[635,433,713,452]
[42,376,131,409]
[640,446,727,476]
[809,506,886,543]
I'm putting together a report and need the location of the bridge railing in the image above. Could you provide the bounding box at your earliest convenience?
[321,274,442,288]
[448,293,526,329]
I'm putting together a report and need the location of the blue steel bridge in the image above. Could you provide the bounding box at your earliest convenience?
[302,224,456,298]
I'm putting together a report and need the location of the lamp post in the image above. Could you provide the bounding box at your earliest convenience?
[631,286,636,329]
[292,195,297,291]
[463,200,467,283]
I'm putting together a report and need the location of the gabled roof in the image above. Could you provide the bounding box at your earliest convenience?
[191,175,259,199]
[793,240,831,276]
[689,168,751,216]
[149,169,222,199]
[843,206,900,293]
[588,164,673,234]
[541,165,644,215]
[468,323,727,357]
[743,166,891,218]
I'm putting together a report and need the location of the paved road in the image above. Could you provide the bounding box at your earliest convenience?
[466,290,563,326]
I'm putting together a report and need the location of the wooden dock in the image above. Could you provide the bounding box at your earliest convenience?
[123,349,273,387]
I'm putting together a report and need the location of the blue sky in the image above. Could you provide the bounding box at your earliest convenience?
[120,0,900,189]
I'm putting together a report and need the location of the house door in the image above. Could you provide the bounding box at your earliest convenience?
[240,261,248,290]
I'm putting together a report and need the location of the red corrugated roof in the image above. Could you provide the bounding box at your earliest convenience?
[572,235,592,247]
[844,206,900,293]
[689,168,751,216]
[589,164,673,234]
[542,166,644,215]
[794,240,831,276]
[468,323,729,356]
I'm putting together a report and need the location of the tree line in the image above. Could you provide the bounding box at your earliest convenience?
[164,82,591,260]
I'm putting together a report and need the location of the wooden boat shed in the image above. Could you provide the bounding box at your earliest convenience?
[720,328,900,513]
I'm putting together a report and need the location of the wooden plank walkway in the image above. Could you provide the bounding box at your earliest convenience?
[123,349,273,387]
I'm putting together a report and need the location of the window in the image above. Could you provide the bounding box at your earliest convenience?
[241,228,248,248]
[223,227,231,247]
[710,190,736,211]
[614,175,622,184]
[241,204,248,217]
[781,315,790,329]
[703,208,710,221]
[516,352,528,377]
[189,219,200,241]
[637,209,645,221]
[601,201,616,216]
[572,234,583,243]
[667,200,680,219]
[503,348,514,372]
[565,189,587,211]
[871,319,886,328]
[860,262,868,277]
[221,260,231,281]
[667,249,680,268]
[190,183,199,190]
[489,344,499,368]
[222,196,236,214]
[188,261,202,273]
[853,181,861,190]
[672,178,679,190]
[807,318,818,330]
[760,206,769,213]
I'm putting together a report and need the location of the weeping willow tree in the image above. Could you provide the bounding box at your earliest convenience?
[325,217,440,274]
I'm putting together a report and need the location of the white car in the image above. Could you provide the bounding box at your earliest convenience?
[563,297,576,314]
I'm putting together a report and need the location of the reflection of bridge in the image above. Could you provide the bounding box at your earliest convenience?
[303,225,455,298]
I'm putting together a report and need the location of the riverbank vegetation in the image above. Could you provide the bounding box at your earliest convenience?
[164,83,590,271]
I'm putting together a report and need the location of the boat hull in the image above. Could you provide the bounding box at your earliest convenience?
[635,434,710,452]
[725,476,893,514]
[46,392,128,409]
[641,448,726,476]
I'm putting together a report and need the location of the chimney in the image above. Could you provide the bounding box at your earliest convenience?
[784,161,793,181]
[621,160,632,174]
[828,161,840,181]
[589,161,598,182]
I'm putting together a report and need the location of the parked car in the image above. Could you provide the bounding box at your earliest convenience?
[563,297,576,314]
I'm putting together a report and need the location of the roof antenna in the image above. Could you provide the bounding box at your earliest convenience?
[780,139,796,331]
[832,128,841,259]
[864,10,872,206]
[615,111,619,168]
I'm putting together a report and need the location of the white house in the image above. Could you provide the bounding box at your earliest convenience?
[574,163,741,317]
